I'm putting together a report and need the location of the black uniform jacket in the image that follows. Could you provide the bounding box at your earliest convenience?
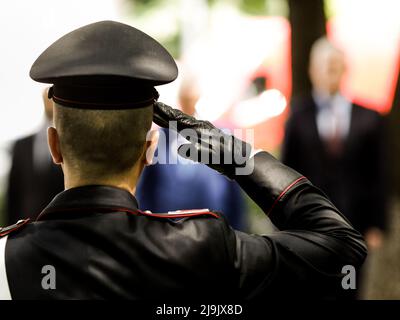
[0,152,367,300]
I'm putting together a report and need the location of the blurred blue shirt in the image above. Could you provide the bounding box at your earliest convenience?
[136,129,247,231]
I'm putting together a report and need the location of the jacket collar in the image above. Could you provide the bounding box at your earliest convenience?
[37,185,139,221]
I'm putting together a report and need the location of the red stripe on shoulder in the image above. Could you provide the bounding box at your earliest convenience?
[136,209,220,219]
[0,218,30,237]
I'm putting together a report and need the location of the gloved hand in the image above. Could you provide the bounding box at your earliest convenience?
[153,102,253,178]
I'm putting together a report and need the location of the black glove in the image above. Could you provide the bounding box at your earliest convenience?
[153,102,253,178]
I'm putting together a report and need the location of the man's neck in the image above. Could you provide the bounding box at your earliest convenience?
[65,180,137,195]
[62,167,141,196]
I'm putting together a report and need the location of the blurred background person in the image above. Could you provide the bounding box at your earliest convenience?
[136,75,247,231]
[5,88,64,224]
[281,37,388,297]
[283,37,388,244]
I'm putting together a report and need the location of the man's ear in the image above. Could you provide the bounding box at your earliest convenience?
[143,129,159,166]
[47,127,63,165]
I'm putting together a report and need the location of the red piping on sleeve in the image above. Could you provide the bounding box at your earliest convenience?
[266,176,307,216]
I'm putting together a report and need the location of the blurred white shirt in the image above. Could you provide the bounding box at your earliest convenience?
[313,91,352,142]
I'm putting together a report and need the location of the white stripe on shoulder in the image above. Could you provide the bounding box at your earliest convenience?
[0,235,11,300]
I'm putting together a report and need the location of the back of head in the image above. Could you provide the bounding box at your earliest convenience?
[54,103,153,178]
[29,20,178,181]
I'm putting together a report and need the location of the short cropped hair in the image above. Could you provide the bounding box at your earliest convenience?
[54,103,153,178]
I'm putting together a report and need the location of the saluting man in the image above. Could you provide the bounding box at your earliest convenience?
[0,21,366,300]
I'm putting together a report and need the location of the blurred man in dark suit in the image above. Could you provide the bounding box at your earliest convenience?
[282,37,388,251]
[5,88,64,224]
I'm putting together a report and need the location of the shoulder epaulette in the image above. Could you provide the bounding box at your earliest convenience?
[0,219,30,237]
[138,209,220,219]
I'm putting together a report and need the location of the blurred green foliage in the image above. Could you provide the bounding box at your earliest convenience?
[128,0,164,15]
[324,0,336,19]
[127,0,279,16]
[238,0,267,15]
[123,0,181,58]
[124,0,288,58]
[160,31,181,59]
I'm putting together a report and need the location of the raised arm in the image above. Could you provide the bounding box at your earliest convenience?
[153,102,367,299]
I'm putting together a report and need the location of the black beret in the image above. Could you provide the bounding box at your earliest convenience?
[30,20,178,109]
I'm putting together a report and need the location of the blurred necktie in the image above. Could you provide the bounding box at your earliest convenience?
[324,99,344,158]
